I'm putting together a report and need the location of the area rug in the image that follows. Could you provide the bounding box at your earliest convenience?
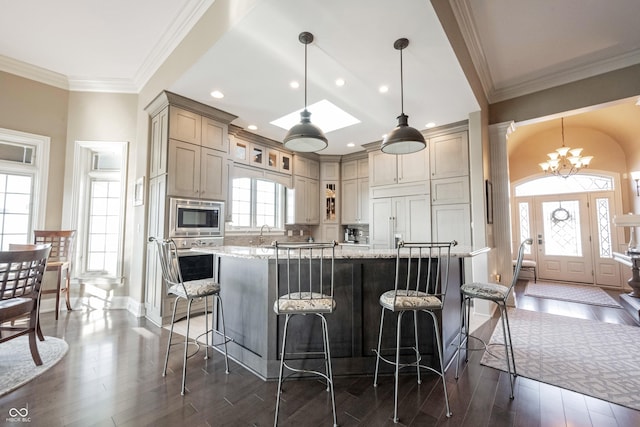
[481,308,640,410]
[524,281,622,308]
[0,336,68,397]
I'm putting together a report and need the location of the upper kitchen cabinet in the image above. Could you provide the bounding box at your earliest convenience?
[145,90,237,201]
[369,147,429,187]
[341,156,369,224]
[149,107,169,178]
[169,106,201,145]
[167,139,226,200]
[202,116,229,153]
[294,155,320,180]
[429,131,469,179]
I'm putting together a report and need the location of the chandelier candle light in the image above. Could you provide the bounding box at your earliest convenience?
[539,117,593,178]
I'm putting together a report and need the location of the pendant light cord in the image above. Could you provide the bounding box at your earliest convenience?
[399,46,404,115]
[304,40,308,110]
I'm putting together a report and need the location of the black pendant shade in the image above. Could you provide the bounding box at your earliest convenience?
[283,32,328,153]
[283,109,327,152]
[381,38,426,155]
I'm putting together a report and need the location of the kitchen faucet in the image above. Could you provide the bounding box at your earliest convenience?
[259,224,271,245]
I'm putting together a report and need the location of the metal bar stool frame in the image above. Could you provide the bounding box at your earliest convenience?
[373,240,457,423]
[149,237,230,396]
[272,240,338,427]
[455,238,533,398]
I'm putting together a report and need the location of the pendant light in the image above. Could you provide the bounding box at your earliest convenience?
[283,31,328,152]
[381,38,426,155]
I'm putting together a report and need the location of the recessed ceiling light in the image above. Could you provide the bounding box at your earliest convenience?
[347,142,355,147]
[379,85,389,93]
[248,125,258,131]
[210,90,224,99]
[425,122,436,128]
[290,81,300,89]
[271,99,360,133]
[335,78,345,87]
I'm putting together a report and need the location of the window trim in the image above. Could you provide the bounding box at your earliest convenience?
[69,141,128,283]
[227,176,285,233]
[0,128,50,233]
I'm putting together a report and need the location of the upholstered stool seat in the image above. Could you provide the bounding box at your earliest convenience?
[460,282,509,301]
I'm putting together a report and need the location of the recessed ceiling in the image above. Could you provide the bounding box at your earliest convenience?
[1,0,639,156]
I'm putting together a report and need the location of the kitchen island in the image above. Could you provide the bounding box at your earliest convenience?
[196,244,489,380]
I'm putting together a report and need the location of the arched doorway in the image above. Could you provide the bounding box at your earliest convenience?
[511,172,623,288]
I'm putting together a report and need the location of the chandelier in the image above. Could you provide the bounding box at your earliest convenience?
[539,118,593,178]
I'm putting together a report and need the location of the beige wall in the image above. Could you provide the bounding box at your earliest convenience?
[0,71,69,229]
[509,126,627,181]
[63,91,139,297]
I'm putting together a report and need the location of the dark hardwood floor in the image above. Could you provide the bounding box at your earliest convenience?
[1,281,639,426]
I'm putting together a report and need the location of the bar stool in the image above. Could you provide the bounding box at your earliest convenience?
[34,230,75,320]
[373,240,457,423]
[149,237,230,395]
[272,241,338,427]
[455,238,532,398]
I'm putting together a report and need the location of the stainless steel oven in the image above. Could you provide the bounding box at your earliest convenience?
[169,198,224,238]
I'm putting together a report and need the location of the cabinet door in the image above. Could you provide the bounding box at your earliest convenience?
[199,148,226,200]
[150,108,168,178]
[357,158,369,178]
[431,176,470,205]
[323,181,338,223]
[280,153,292,174]
[341,160,358,180]
[321,162,340,180]
[265,149,279,171]
[250,144,265,167]
[432,203,471,245]
[308,159,320,180]
[398,148,429,183]
[370,198,392,248]
[404,194,431,242]
[370,150,397,186]
[341,179,358,224]
[430,131,469,179]
[167,139,200,198]
[169,107,201,145]
[358,178,370,223]
[307,178,320,224]
[202,117,228,153]
[231,137,249,163]
[145,175,166,324]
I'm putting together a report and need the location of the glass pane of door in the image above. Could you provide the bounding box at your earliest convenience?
[541,200,582,256]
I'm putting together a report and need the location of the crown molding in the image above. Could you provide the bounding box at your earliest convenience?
[0,54,68,90]
[0,0,213,93]
[132,0,214,91]
[450,0,494,102]
[490,48,640,103]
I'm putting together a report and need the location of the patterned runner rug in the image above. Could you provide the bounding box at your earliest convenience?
[481,308,640,410]
[524,281,622,307]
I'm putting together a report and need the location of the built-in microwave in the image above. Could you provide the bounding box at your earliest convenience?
[169,198,224,238]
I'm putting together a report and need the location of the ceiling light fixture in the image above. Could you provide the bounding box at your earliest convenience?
[381,38,426,155]
[210,90,224,99]
[539,117,593,179]
[283,31,327,153]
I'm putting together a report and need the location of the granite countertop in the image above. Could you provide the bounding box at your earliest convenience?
[192,245,490,260]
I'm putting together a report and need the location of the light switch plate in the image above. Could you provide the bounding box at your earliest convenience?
[287,230,293,236]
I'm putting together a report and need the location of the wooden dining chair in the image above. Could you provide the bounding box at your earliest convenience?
[33,230,76,320]
[0,244,51,365]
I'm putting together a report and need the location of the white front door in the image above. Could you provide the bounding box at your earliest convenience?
[535,195,594,283]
